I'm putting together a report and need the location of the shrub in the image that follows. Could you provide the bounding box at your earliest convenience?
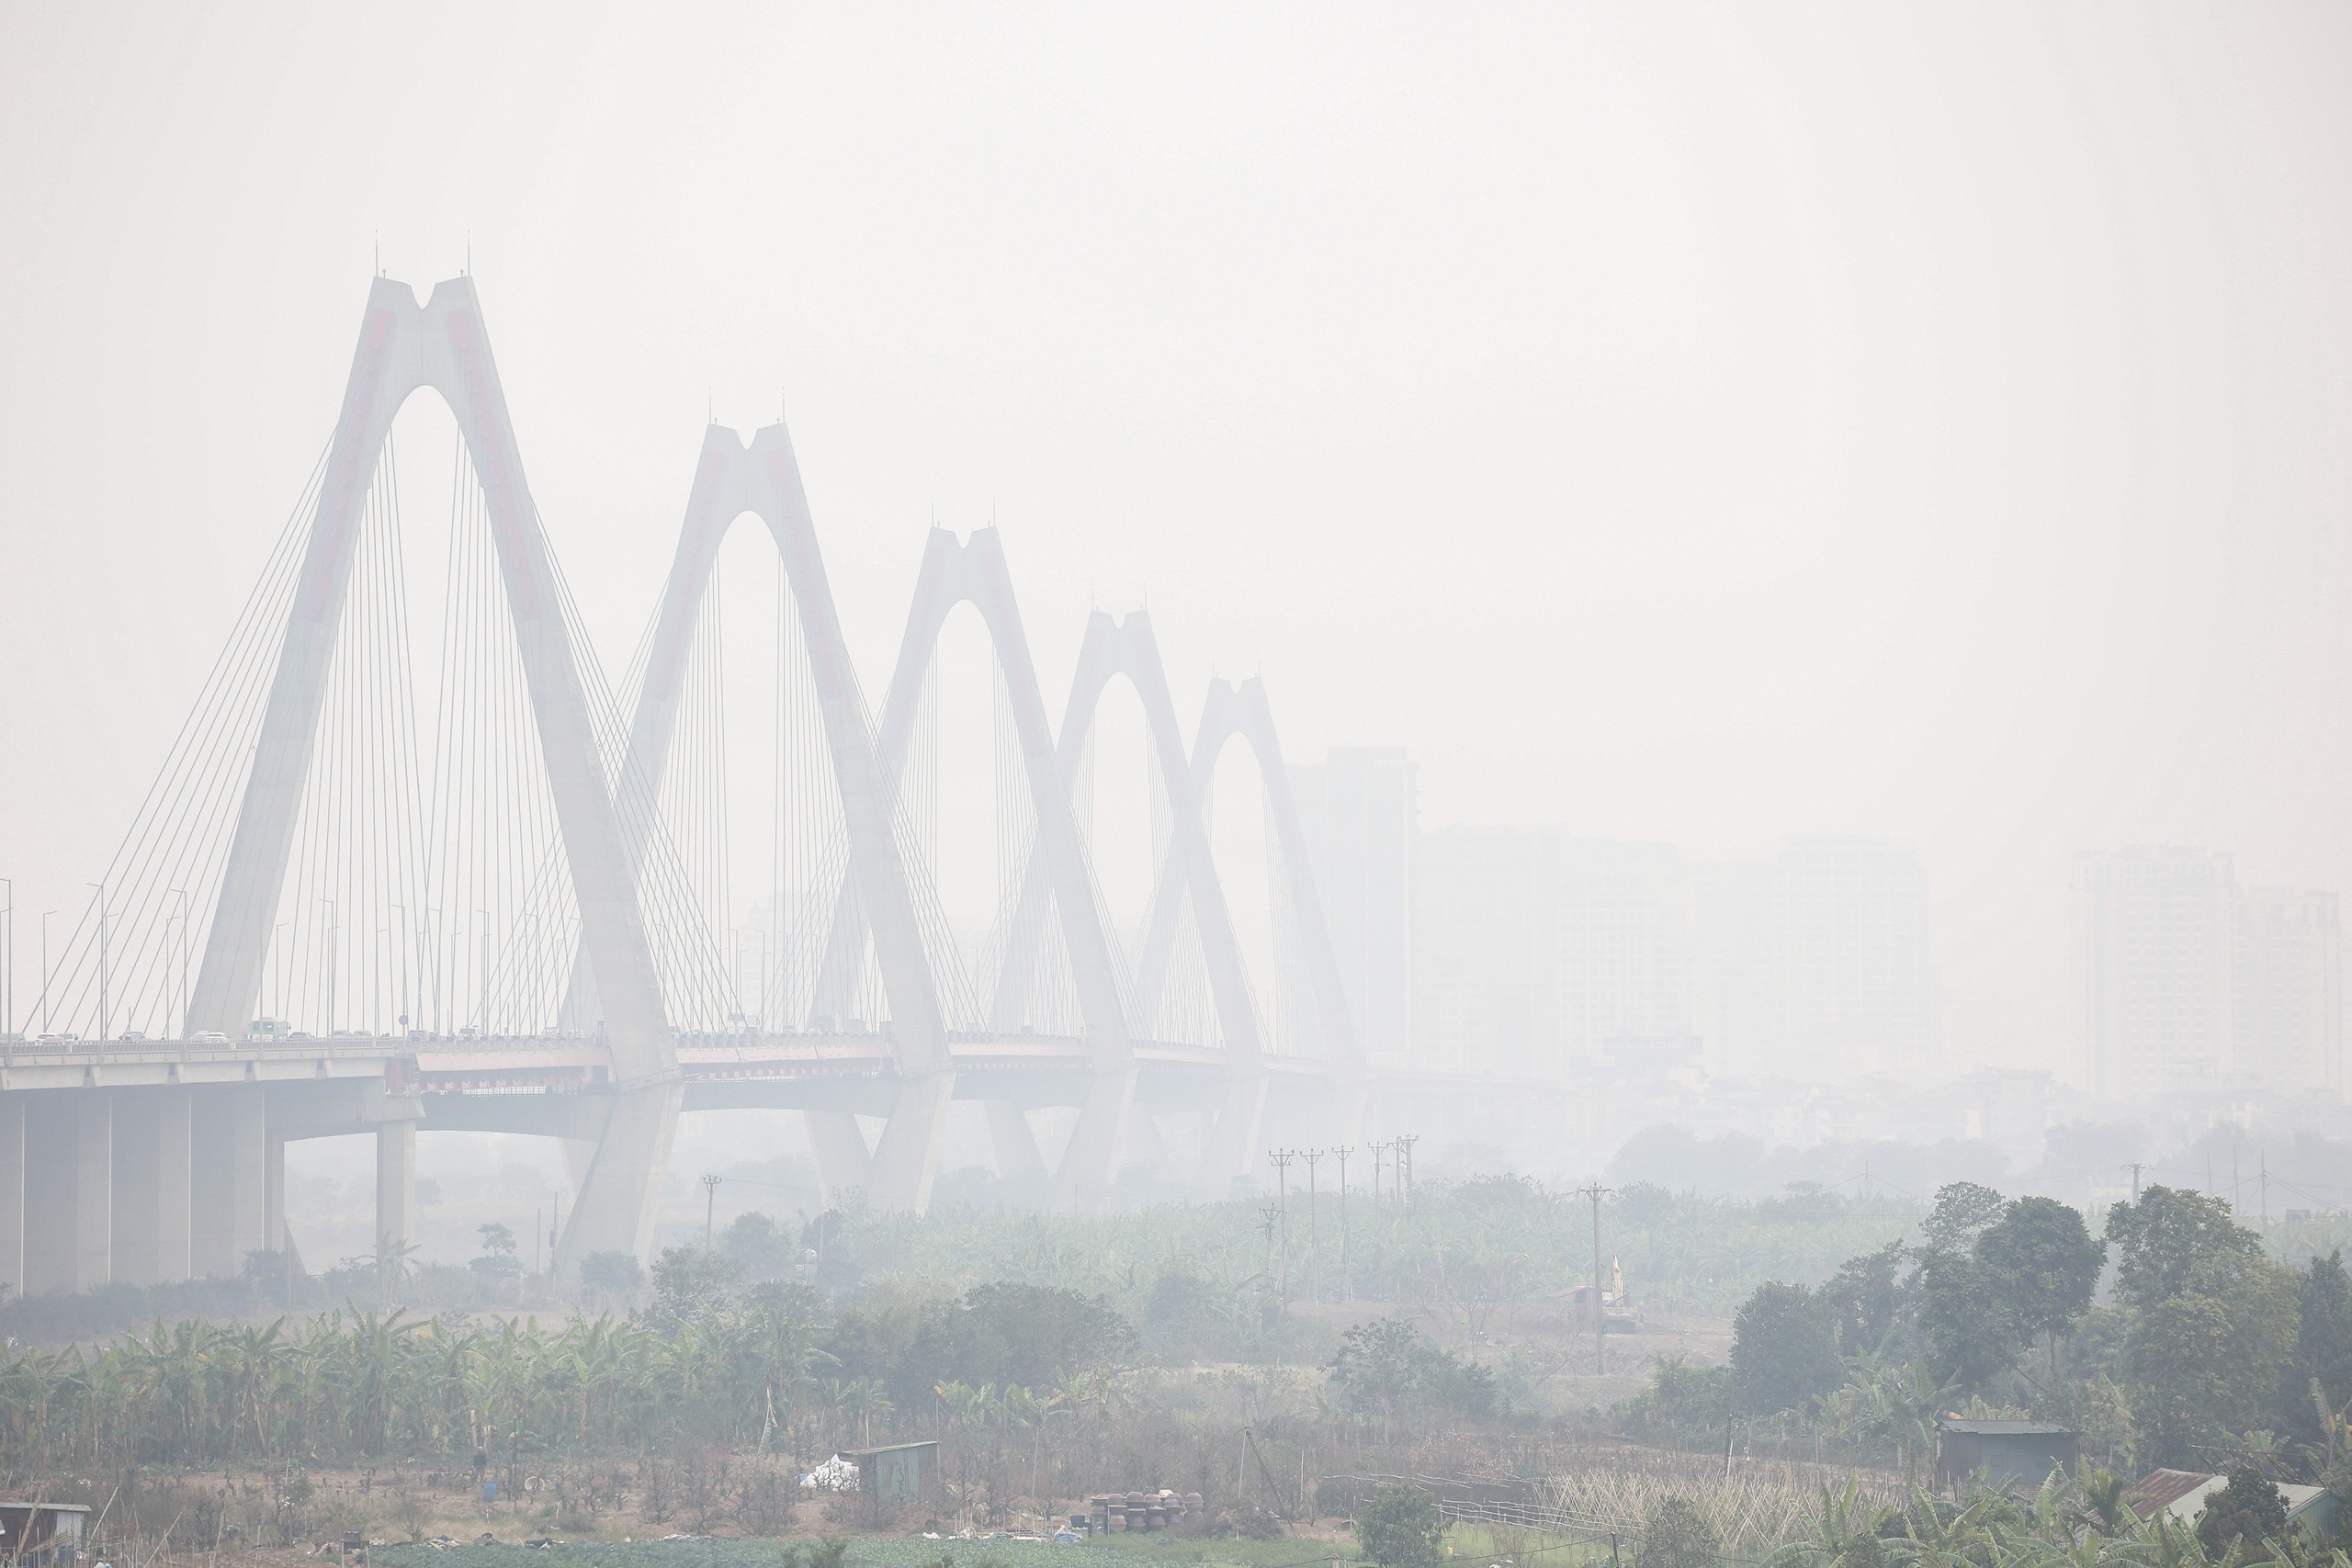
[1357,1485,1446,1568]
[1639,1495,1721,1568]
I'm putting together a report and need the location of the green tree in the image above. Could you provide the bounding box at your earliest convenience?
[1815,1242,1909,1357]
[1640,1494,1721,1568]
[1328,1317,1497,1427]
[722,1212,802,1280]
[1915,1247,2024,1393]
[2281,1251,2352,1442]
[1730,1281,1842,1415]
[2194,1467,2288,1559]
[2132,1258,2301,1466]
[2106,1186,2263,1310]
[1922,1182,2009,1251]
[646,1243,743,1329]
[1356,1485,1446,1568]
[1978,1196,2106,1380]
[578,1249,645,1310]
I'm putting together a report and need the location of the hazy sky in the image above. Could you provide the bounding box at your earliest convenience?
[2,4,2349,1069]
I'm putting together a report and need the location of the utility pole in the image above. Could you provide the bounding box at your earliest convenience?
[1335,1145,1353,1303]
[1268,1150,1294,1303]
[1579,1181,1612,1374]
[2124,1161,2146,1201]
[1396,1134,1418,1206]
[702,1173,723,1248]
[2261,1150,2269,1224]
[1369,1139,1385,1206]
[1302,1148,1323,1305]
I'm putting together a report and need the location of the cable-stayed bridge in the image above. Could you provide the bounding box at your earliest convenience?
[1,275,1383,1291]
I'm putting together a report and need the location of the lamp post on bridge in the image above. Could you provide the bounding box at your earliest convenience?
[86,882,107,1043]
[321,897,336,1036]
[40,909,54,1035]
[169,887,187,1039]
[1,876,11,1038]
[476,908,492,1035]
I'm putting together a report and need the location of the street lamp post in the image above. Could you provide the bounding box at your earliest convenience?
[87,883,107,1043]
[40,910,55,1034]
[168,887,187,1038]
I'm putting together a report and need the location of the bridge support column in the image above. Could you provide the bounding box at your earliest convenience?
[1198,1071,1268,1191]
[25,1090,112,1294]
[554,1081,680,1271]
[804,1111,872,1207]
[867,1070,955,1212]
[1048,1068,1136,1212]
[112,1088,193,1286]
[192,1085,266,1279]
[263,1129,287,1253]
[0,1096,22,1299]
[983,1102,1046,1184]
[375,1122,416,1257]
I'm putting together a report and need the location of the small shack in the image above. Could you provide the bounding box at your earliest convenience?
[0,1503,91,1568]
[848,1441,939,1510]
[2125,1470,2346,1539]
[1933,1417,2078,1490]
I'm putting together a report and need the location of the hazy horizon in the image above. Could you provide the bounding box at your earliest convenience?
[6,5,2352,1086]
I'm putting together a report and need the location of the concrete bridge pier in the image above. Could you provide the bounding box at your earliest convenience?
[1197,1070,1268,1190]
[263,1126,288,1257]
[1047,1068,1136,1211]
[866,1070,955,1211]
[24,1091,112,1294]
[552,1081,681,1273]
[805,1110,873,1206]
[983,1101,1046,1184]
[191,1085,266,1278]
[111,1087,193,1285]
[376,1122,416,1257]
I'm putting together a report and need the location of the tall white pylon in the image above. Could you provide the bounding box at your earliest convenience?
[188,276,682,1265]
[845,530,1137,1208]
[564,423,955,1220]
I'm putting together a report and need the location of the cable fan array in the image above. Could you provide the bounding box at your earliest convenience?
[33,427,737,1043]
[35,417,1323,1059]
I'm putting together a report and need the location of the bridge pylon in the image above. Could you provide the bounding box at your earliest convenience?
[186,276,681,1263]
[571,423,957,1216]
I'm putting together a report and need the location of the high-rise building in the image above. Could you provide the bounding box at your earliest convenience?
[1285,748,1416,1065]
[2236,887,2342,1096]
[1411,826,1560,1077]
[1558,839,1694,1059]
[1696,838,1934,1082]
[2073,847,2238,1096]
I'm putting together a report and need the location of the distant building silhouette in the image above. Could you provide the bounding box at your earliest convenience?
[1412,826,1560,1077]
[2074,847,2343,1098]
[1285,749,1416,1066]
[1557,839,1696,1065]
[2237,886,2343,1096]
[1696,838,1935,1083]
